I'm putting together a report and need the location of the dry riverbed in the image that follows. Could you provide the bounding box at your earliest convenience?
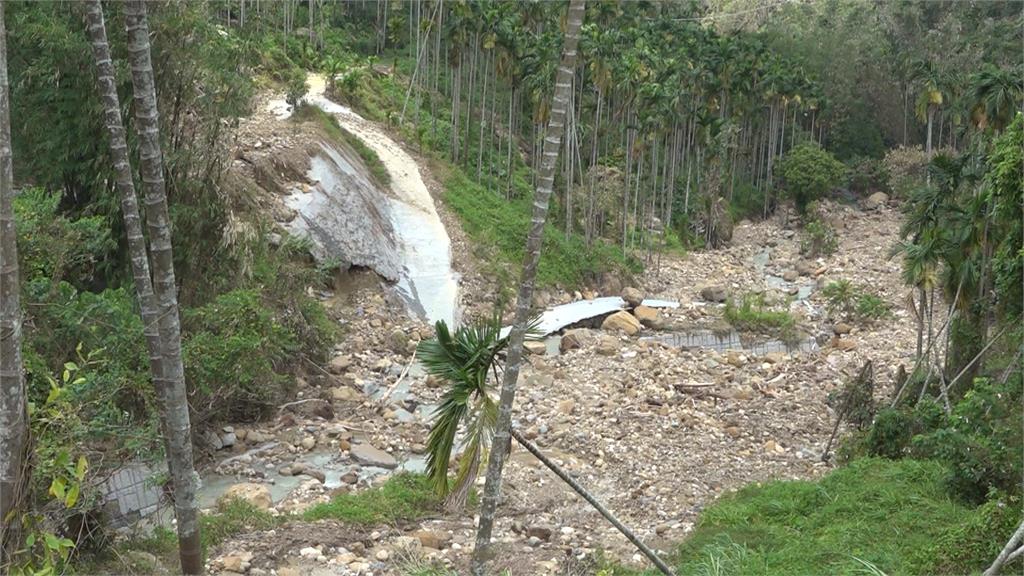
[174,81,920,576]
[187,197,917,576]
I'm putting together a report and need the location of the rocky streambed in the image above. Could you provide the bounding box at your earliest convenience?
[110,74,916,575]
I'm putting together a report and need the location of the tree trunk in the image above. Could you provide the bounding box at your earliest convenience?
[124,2,203,573]
[0,1,28,563]
[984,520,1024,576]
[84,0,166,437]
[471,1,585,572]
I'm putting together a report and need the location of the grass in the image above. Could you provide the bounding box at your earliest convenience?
[602,458,1006,576]
[302,473,440,524]
[822,280,891,322]
[292,103,391,187]
[724,293,797,339]
[442,167,640,290]
[96,474,439,574]
[320,53,643,292]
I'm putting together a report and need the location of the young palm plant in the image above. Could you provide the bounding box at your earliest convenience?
[417,315,536,511]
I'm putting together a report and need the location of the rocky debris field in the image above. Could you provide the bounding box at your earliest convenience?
[190,196,919,576]
[188,87,921,576]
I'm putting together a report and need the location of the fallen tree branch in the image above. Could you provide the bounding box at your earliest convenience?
[510,427,677,576]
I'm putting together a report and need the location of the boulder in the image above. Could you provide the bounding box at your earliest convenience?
[559,328,594,353]
[795,261,817,277]
[782,270,798,282]
[523,341,547,355]
[699,285,728,303]
[834,338,858,351]
[632,305,663,329]
[217,551,253,573]
[218,483,272,511]
[862,191,889,210]
[350,443,398,469]
[601,311,642,336]
[413,530,451,549]
[526,524,554,541]
[621,287,644,307]
[833,322,853,335]
[331,386,359,402]
[285,398,334,420]
[596,335,619,356]
[329,355,353,374]
[388,329,410,354]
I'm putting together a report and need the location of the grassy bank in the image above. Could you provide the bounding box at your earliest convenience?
[602,458,1017,576]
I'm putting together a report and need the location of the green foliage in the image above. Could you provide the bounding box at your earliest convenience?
[10,355,95,576]
[779,143,847,214]
[14,188,116,289]
[293,103,391,187]
[829,104,887,161]
[851,375,1022,504]
[913,492,1022,574]
[724,293,796,339]
[303,474,440,524]
[417,318,507,497]
[987,114,1023,322]
[882,146,930,198]
[661,459,983,576]
[182,289,299,424]
[846,156,890,197]
[442,168,638,289]
[202,499,280,552]
[284,67,308,107]
[822,280,891,322]
[800,218,838,257]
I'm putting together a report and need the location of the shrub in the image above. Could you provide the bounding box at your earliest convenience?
[284,67,308,107]
[724,293,796,339]
[847,156,890,196]
[14,188,117,289]
[854,376,1022,504]
[881,145,955,198]
[779,143,847,214]
[822,280,891,322]
[800,219,838,257]
[911,376,1023,503]
[182,289,300,424]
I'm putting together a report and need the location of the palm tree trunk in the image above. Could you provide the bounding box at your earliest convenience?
[124,2,202,573]
[84,0,166,432]
[916,286,926,360]
[510,428,675,575]
[0,1,28,562]
[471,1,585,573]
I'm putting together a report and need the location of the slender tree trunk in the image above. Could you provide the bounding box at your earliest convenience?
[84,0,166,435]
[0,1,28,563]
[984,520,1024,576]
[125,2,202,573]
[471,1,585,572]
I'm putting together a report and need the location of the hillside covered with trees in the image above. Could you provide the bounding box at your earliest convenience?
[0,1,1021,575]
